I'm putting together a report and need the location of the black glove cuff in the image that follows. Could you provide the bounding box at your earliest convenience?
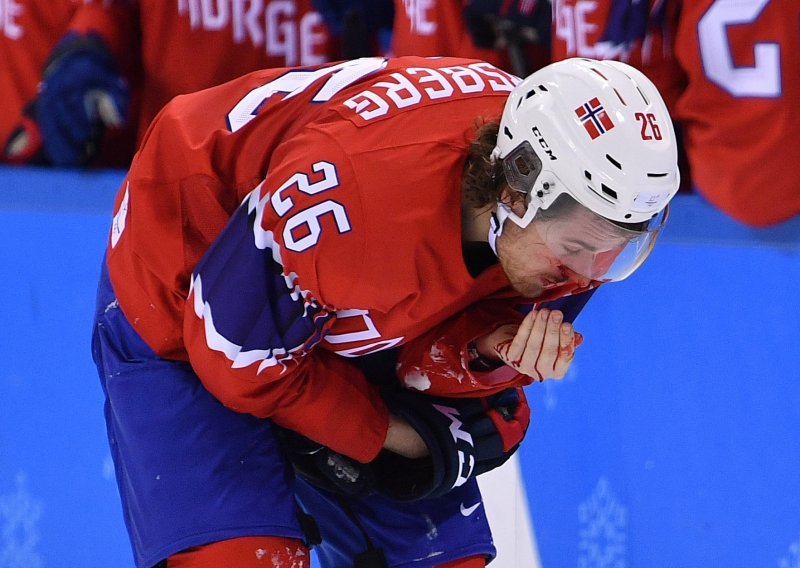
[375,390,484,501]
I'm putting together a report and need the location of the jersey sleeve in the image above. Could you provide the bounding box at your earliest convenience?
[396,289,598,397]
[181,127,391,463]
[395,300,529,397]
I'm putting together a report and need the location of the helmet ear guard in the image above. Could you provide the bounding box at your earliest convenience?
[492,141,543,228]
[493,140,569,229]
[500,140,542,196]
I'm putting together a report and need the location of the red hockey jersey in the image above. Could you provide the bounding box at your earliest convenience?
[672,0,800,226]
[70,0,336,146]
[106,57,532,461]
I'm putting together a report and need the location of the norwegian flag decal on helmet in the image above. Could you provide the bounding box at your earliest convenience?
[575,97,615,140]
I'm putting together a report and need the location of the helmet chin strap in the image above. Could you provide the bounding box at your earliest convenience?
[489,197,540,256]
[488,202,513,256]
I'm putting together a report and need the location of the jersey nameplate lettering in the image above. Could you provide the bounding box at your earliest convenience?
[1,0,23,40]
[177,0,326,66]
[343,63,520,122]
[227,59,519,132]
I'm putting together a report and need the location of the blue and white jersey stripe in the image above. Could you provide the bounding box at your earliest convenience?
[189,185,332,375]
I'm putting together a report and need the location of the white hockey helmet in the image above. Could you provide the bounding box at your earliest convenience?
[493,57,680,282]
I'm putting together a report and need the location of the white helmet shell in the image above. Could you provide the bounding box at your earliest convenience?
[494,57,680,226]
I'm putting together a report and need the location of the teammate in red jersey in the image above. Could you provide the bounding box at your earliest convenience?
[551,0,799,226]
[671,0,799,226]
[4,0,337,167]
[92,56,678,566]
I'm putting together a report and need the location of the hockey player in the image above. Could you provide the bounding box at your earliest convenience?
[92,56,679,566]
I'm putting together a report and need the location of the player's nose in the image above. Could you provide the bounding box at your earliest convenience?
[560,265,592,288]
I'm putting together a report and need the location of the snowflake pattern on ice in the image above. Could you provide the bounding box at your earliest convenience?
[578,477,627,568]
[0,472,44,568]
[779,534,800,568]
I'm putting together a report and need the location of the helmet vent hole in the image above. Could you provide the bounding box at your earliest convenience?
[647,172,668,178]
[613,88,627,105]
[625,213,633,219]
[504,126,514,140]
[584,170,592,181]
[590,68,608,81]
[538,84,548,91]
[525,90,536,100]
[636,86,650,105]
[601,184,618,200]
[606,154,622,170]
[587,185,615,204]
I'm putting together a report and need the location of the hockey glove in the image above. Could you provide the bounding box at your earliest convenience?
[312,0,394,57]
[276,427,376,497]
[463,0,552,50]
[371,386,531,501]
[36,32,129,166]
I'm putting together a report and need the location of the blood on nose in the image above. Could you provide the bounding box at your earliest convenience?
[560,265,591,288]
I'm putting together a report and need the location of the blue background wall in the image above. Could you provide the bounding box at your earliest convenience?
[1,166,798,567]
[0,168,130,567]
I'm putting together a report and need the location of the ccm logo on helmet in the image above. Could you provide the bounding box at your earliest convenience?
[533,126,557,160]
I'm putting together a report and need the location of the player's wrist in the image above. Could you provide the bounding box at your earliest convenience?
[384,414,429,459]
[467,340,504,371]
